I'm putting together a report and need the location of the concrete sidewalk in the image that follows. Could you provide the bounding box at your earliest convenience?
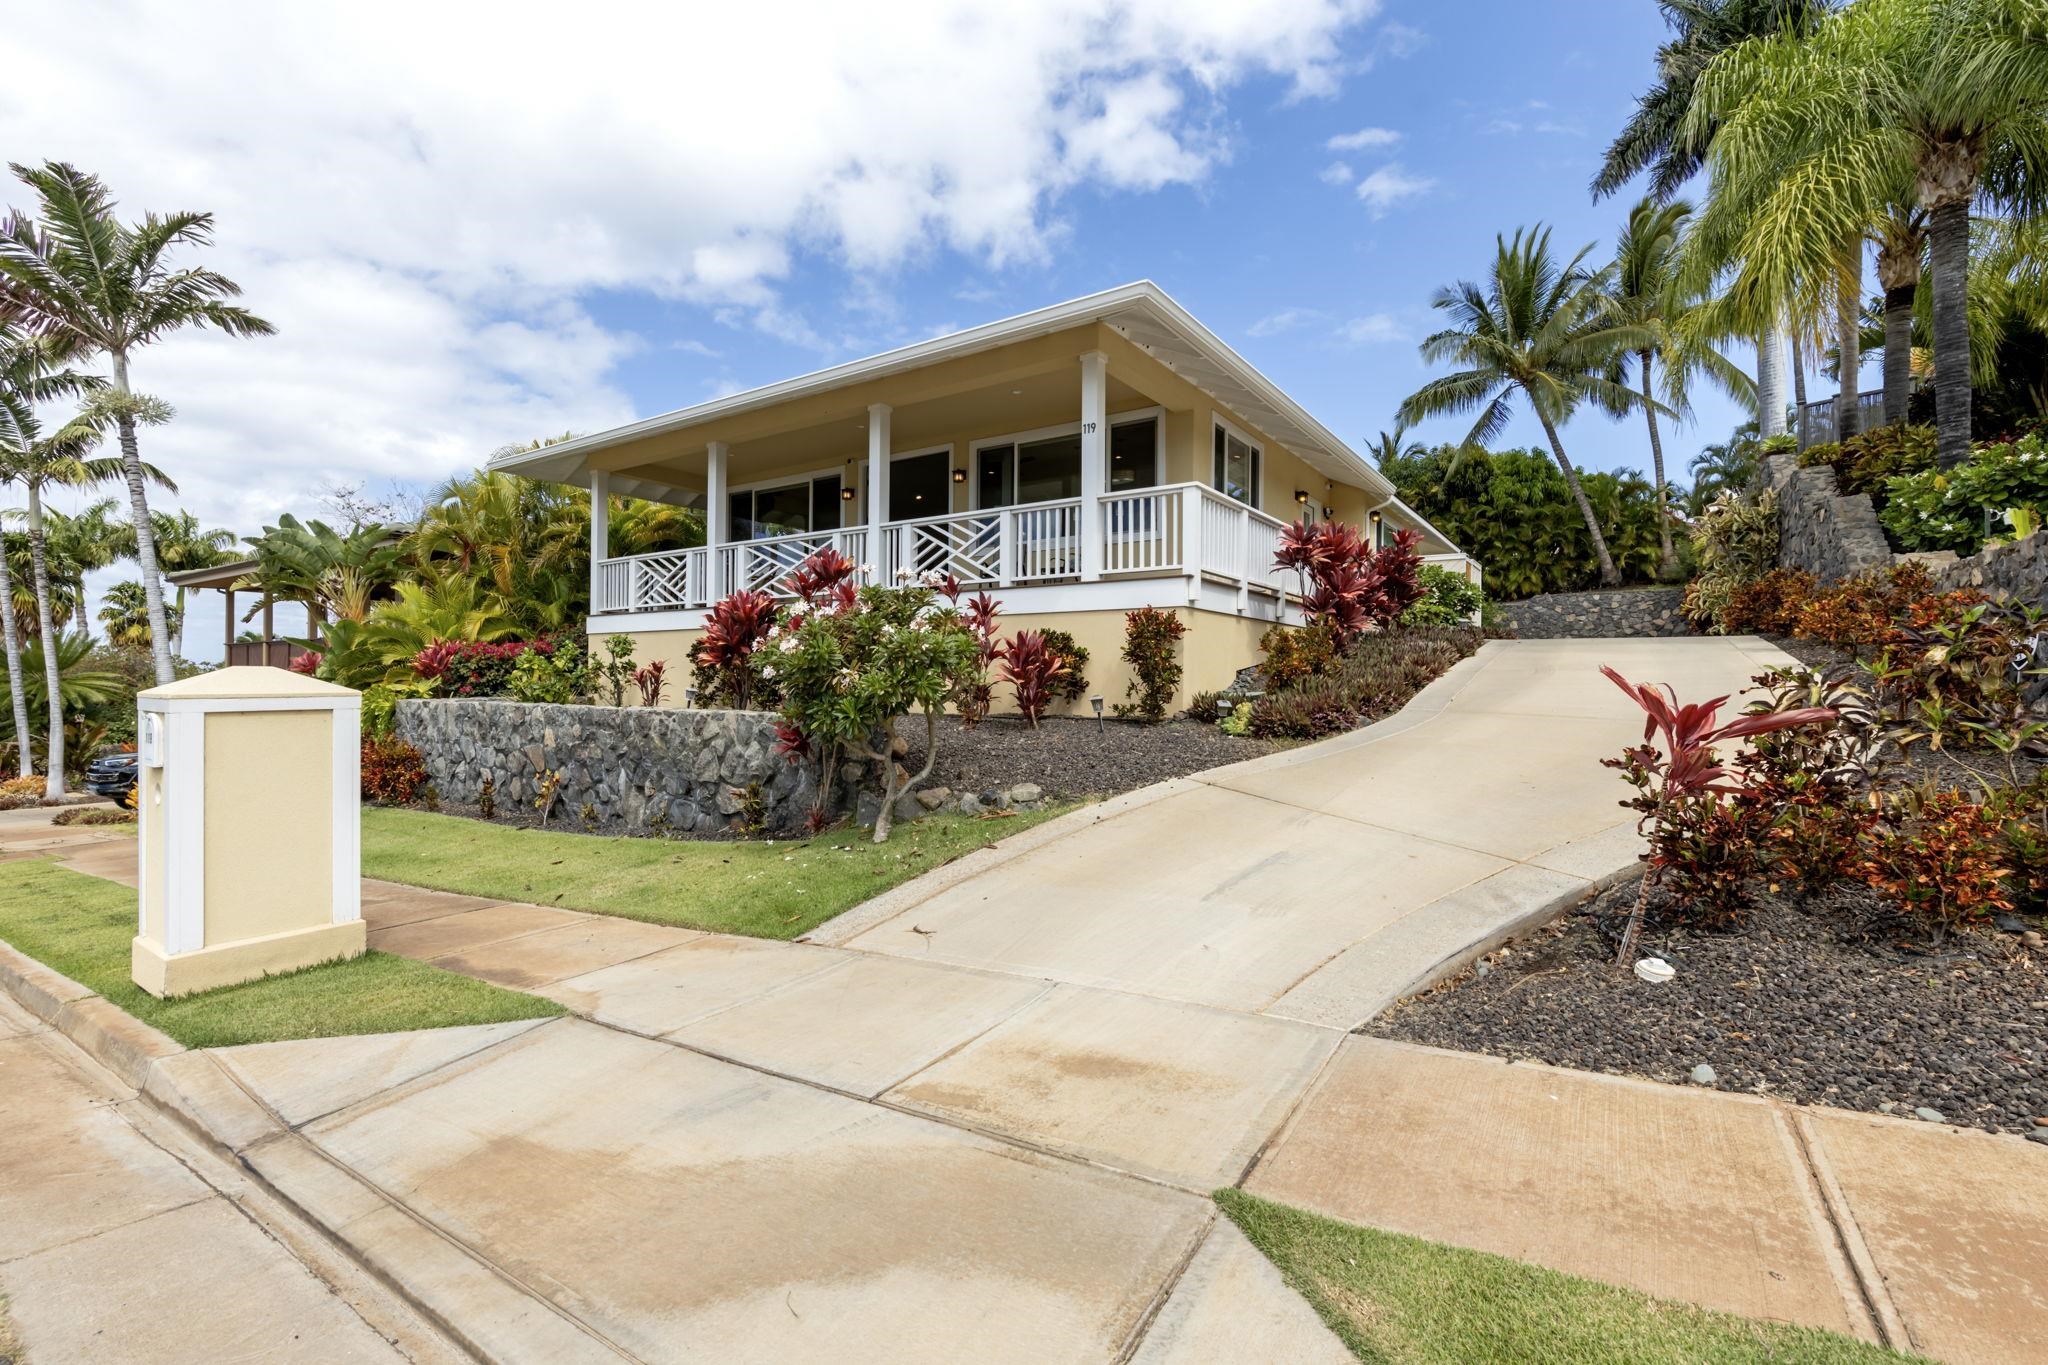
[7,637,2044,1362]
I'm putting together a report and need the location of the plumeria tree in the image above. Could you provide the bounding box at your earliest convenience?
[770,579,978,843]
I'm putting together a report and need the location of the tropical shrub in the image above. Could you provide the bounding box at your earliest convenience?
[771,582,979,842]
[361,734,429,804]
[1796,424,1935,503]
[1859,787,2014,935]
[506,640,592,704]
[1114,606,1187,723]
[1038,627,1090,704]
[1218,702,1253,736]
[1682,489,1780,633]
[1882,432,2048,553]
[633,660,667,706]
[999,630,1067,728]
[1272,522,1424,642]
[1246,626,1482,740]
[360,679,430,738]
[1258,621,1341,691]
[949,588,1001,725]
[1400,564,1484,626]
[1600,666,1836,961]
[411,639,548,697]
[1718,569,1815,636]
[691,589,780,709]
[1248,680,1357,739]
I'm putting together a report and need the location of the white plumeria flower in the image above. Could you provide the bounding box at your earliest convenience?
[778,636,799,653]
[895,568,913,583]
[761,664,777,679]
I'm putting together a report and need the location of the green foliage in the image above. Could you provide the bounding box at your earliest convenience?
[1401,564,1486,625]
[1112,606,1186,723]
[1257,621,1341,691]
[1382,446,1666,599]
[506,640,591,704]
[1036,627,1090,704]
[1247,626,1482,740]
[1882,433,2048,553]
[360,679,430,738]
[1681,489,1780,633]
[1796,424,1935,503]
[1218,702,1253,737]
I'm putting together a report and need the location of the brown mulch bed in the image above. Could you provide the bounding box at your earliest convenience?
[900,714,1285,801]
[1370,878,2048,1136]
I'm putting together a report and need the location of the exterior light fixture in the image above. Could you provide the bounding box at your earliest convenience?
[1090,695,1105,734]
[1215,697,1233,718]
[683,686,699,707]
[1293,489,1309,504]
[840,486,856,501]
[952,468,967,483]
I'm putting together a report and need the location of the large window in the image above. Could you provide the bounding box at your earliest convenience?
[975,413,1159,508]
[1213,420,1261,508]
[890,449,950,521]
[727,473,842,540]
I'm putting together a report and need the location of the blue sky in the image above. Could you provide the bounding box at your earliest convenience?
[7,0,1804,660]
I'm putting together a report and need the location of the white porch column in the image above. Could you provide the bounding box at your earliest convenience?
[706,441,730,598]
[1079,350,1107,582]
[588,469,610,610]
[867,404,891,581]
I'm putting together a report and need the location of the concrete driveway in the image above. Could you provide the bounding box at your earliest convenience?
[828,635,1795,1026]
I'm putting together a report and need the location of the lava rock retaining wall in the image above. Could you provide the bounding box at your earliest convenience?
[1496,588,1689,639]
[1762,451,1896,582]
[394,699,817,834]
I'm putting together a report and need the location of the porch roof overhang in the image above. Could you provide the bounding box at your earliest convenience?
[487,281,1462,554]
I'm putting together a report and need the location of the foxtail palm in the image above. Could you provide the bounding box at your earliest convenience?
[142,511,236,657]
[0,162,274,682]
[1593,0,1838,438]
[1687,0,2048,466]
[1398,227,1659,587]
[1872,204,1930,423]
[1609,197,1756,574]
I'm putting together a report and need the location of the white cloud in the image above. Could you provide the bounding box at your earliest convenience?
[672,340,723,359]
[1325,126,1401,152]
[1354,164,1434,216]
[1336,313,1407,344]
[1319,161,1356,186]
[0,0,1387,546]
[1247,308,1322,337]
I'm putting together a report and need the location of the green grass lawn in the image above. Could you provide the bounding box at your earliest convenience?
[360,804,1070,939]
[1216,1190,1909,1364]
[0,859,560,1049]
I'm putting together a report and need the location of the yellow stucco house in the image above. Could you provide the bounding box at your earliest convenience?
[494,282,1477,713]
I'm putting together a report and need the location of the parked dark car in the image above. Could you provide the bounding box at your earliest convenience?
[85,752,139,803]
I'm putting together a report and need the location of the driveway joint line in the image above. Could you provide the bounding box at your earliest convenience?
[0,1193,217,1268]
[1786,1108,1914,1353]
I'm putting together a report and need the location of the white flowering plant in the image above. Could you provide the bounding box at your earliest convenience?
[1881,434,2048,554]
[774,582,979,842]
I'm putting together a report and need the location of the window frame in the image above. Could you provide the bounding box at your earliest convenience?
[883,443,955,523]
[1211,415,1263,510]
[725,464,845,540]
[969,406,1164,510]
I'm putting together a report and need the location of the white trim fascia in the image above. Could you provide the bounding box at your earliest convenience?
[143,696,364,716]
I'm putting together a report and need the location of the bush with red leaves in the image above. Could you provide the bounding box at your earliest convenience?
[1000,629,1069,728]
[361,734,429,805]
[691,589,780,709]
[411,639,552,697]
[1273,522,1424,642]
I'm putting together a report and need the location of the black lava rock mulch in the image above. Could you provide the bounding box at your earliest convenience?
[900,714,1284,800]
[1369,877,2048,1135]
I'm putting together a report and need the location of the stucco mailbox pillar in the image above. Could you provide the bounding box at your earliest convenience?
[131,667,363,998]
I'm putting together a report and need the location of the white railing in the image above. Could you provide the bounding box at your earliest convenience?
[593,483,1303,615]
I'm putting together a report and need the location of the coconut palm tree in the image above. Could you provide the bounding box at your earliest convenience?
[1608,197,1756,574]
[0,162,274,682]
[1593,0,1839,439]
[1398,227,1659,587]
[0,331,107,789]
[1362,421,1425,469]
[97,579,171,649]
[1686,0,2048,466]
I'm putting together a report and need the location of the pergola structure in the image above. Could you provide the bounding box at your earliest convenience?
[164,557,319,669]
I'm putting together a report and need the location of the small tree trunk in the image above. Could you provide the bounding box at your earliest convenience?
[1790,330,1809,412]
[1614,869,1654,969]
[0,533,33,779]
[171,585,186,660]
[870,708,941,845]
[110,352,176,683]
[1928,197,1973,468]
[27,487,64,798]
[1836,248,1863,441]
[1882,284,1916,425]
[1639,351,1676,577]
[1535,409,1620,587]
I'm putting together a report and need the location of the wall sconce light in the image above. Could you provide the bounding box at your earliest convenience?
[1293,489,1309,505]
[683,686,699,707]
[1215,697,1234,718]
[840,485,856,501]
[1090,695,1105,734]
[952,468,967,484]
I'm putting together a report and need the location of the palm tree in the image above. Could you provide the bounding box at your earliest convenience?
[0,332,107,791]
[0,162,274,682]
[1593,0,1839,439]
[1688,420,1765,511]
[240,514,404,635]
[141,511,236,658]
[1362,421,1425,469]
[1398,227,1658,587]
[1871,204,1929,424]
[97,579,170,649]
[1608,197,1756,574]
[1687,0,2048,466]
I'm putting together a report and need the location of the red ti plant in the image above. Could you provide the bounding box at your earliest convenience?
[1600,665,1836,968]
[632,659,666,707]
[1273,522,1425,643]
[952,590,1003,726]
[784,547,858,613]
[692,589,779,709]
[999,629,1068,729]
